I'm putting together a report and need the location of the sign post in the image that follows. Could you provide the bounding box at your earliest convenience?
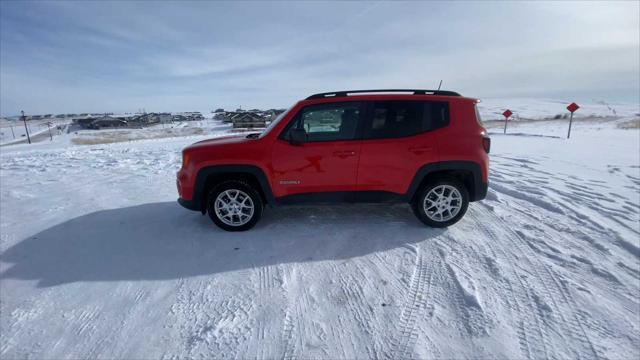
[46,121,53,141]
[566,102,580,139]
[21,110,31,144]
[502,109,513,134]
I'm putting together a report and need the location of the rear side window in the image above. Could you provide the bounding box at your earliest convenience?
[365,101,423,139]
[283,102,362,142]
[363,100,449,139]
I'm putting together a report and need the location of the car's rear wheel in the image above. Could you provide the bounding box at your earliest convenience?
[412,179,469,227]
[207,180,263,231]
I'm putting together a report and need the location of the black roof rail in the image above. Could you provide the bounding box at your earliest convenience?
[306,89,461,100]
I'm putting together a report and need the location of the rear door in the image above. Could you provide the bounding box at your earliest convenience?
[270,101,364,198]
[357,100,450,195]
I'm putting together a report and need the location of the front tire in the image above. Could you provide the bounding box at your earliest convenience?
[412,179,469,228]
[207,180,263,231]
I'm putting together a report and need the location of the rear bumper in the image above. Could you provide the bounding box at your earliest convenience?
[472,181,488,202]
[178,197,200,211]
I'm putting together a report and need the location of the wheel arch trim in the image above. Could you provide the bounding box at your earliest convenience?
[193,164,275,212]
[405,161,487,202]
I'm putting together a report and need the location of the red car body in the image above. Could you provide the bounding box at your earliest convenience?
[178,90,489,215]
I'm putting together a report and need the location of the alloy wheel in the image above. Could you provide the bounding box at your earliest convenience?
[214,189,255,226]
[423,185,462,222]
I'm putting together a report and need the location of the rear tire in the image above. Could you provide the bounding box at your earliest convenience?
[207,180,263,231]
[412,179,469,228]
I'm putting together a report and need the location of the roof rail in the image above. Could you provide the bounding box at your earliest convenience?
[306,89,461,100]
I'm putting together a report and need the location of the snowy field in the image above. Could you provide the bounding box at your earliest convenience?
[0,118,70,146]
[0,112,639,359]
[477,98,639,121]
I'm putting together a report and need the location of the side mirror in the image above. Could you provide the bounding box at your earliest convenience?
[289,128,307,145]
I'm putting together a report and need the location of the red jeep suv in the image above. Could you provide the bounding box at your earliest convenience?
[177,89,489,231]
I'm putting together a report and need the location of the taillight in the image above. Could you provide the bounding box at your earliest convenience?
[482,136,491,154]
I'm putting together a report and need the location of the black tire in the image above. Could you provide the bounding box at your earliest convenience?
[207,180,263,231]
[411,179,469,228]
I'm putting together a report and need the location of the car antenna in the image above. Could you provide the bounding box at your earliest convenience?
[437,80,443,90]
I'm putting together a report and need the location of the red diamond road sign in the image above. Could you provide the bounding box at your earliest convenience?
[567,102,580,113]
[503,110,513,118]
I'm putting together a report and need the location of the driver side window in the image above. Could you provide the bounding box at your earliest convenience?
[286,102,362,142]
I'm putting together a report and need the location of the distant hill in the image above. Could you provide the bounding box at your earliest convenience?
[477,98,639,121]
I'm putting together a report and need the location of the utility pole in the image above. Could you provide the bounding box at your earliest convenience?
[21,110,31,144]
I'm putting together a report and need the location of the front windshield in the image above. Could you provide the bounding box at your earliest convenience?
[259,105,294,138]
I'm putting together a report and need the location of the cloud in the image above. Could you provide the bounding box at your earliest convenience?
[1,0,638,115]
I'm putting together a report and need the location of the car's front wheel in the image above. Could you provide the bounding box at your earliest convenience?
[412,179,469,227]
[207,180,263,231]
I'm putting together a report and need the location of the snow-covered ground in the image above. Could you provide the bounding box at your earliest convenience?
[478,98,639,121]
[0,118,70,145]
[0,114,638,359]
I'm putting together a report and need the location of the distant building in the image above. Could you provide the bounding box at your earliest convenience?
[74,115,128,129]
[183,112,204,121]
[156,113,172,123]
[88,116,128,129]
[74,117,96,128]
[232,112,266,129]
[129,113,170,125]
[213,111,230,121]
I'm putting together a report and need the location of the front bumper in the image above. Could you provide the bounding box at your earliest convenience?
[178,197,199,211]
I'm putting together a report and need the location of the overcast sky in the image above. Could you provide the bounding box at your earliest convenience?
[1,1,638,115]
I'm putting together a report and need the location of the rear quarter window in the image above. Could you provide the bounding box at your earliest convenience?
[424,101,450,131]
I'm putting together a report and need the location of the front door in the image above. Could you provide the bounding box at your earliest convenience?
[270,101,364,198]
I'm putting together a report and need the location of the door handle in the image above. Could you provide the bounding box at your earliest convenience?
[333,150,356,158]
[409,146,433,154]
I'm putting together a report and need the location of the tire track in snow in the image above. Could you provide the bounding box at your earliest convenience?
[473,206,601,359]
[280,263,336,360]
[281,309,297,360]
[493,155,639,259]
[170,274,255,359]
[280,266,315,360]
[433,242,493,340]
[467,210,550,359]
[490,154,634,358]
[372,251,408,295]
[333,261,381,359]
[387,244,438,359]
[251,264,285,360]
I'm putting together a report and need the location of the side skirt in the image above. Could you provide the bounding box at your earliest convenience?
[275,191,405,205]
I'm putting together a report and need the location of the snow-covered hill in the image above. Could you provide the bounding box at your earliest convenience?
[0,115,638,359]
[0,118,70,145]
[478,98,639,121]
